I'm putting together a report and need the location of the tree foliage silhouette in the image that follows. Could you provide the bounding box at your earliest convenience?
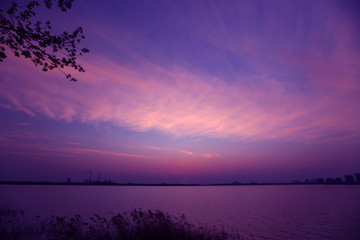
[0,0,89,81]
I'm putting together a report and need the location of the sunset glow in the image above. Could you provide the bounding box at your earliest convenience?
[0,0,359,183]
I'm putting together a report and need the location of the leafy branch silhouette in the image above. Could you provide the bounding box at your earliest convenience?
[0,0,89,81]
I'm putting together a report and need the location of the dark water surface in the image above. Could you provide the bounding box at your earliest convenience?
[1,184,359,240]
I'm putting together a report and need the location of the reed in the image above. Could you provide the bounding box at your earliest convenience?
[0,208,245,240]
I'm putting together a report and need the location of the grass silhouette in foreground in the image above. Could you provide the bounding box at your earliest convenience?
[0,208,244,240]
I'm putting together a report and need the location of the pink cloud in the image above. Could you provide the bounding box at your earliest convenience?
[1,52,359,143]
[179,149,194,156]
[1,0,359,144]
[68,148,151,159]
[179,149,219,159]
[0,133,151,159]
[200,153,220,159]
[145,146,162,150]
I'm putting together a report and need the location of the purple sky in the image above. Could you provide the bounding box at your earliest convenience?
[0,0,359,184]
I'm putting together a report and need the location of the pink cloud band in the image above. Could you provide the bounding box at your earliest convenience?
[1,54,359,143]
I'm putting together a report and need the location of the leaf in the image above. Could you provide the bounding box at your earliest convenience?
[0,0,88,81]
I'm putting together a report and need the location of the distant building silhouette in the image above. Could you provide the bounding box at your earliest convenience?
[355,173,360,183]
[326,178,335,184]
[316,178,324,184]
[310,178,324,184]
[344,175,355,184]
[88,170,92,183]
[335,178,343,183]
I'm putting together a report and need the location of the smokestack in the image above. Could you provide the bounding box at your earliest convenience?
[88,170,92,183]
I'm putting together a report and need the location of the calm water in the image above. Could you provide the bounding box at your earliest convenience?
[1,184,359,240]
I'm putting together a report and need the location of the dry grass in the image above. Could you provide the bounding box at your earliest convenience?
[0,208,245,240]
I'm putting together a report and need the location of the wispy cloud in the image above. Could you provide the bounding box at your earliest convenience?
[1,53,359,143]
[0,137,151,159]
[145,146,163,150]
[179,150,194,156]
[0,0,359,144]
[179,149,219,158]
[68,148,152,159]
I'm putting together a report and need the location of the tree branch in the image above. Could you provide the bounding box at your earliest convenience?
[0,0,87,81]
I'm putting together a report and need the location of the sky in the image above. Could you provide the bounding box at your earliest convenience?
[0,0,359,184]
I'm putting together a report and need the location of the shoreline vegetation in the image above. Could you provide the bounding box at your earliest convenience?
[1,172,359,186]
[0,181,359,186]
[0,208,244,240]
[1,173,360,186]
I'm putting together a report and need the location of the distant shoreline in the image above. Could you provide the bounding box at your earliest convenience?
[1,181,359,186]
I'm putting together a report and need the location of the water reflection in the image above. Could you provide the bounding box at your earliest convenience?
[0,185,359,240]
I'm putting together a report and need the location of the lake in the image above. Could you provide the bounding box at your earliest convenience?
[1,184,359,240]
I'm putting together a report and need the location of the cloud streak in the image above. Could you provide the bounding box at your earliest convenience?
[1,55,358,144]
[179,150,219,159]
[0,0,359,144]
[68,148,151,159]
